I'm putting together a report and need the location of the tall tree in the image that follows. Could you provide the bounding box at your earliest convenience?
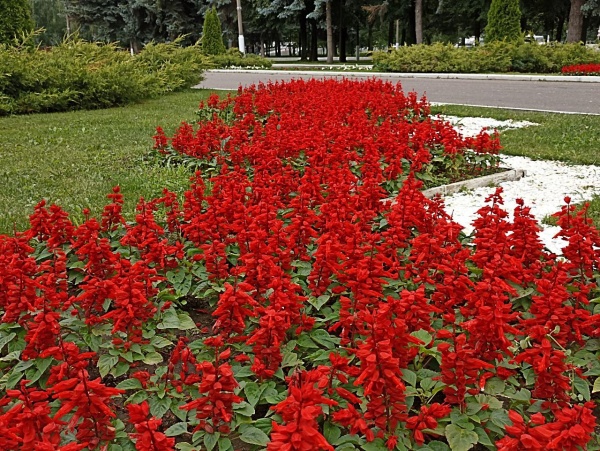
[0,0,34,45]
[326,0,333,62]
[485,0,522,42]
[30,0,69,45]
[567,0,586,41]
[415,0,423,43]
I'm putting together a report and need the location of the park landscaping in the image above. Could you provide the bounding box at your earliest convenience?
[1,79,600,450]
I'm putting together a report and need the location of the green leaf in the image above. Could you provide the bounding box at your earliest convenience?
[240,426,269,446]
[150,336,173,349]
[98,354,119,378]
[175,444,195,451]
[111,361,131,378]
[177,313,197,330]
[445,424,478,451]
[474,426,494,447]
[297,333,319,349]
[362,438,386,451]
[402,369,417,387]
[427,441,451,451]
[143,352,164,365]
[218,437,233,451]
[244,382,267,407]
[490,409,510,429]
[574,375,591,401]
[157,308,180,329]
[323,421,341,444]
[149,396,171,419]
[165,422,188,437]
[310,329,340,349]
[484,377,505,395]
[592,377,600,393]
[585,339,600,351]
[204,432,220,451]
[505,388,531,402]
[307,295,330,311]
[411,330,432,346]
[116,378,143,390]
[0,332,16,352]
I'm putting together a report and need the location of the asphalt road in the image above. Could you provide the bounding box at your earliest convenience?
[197,71,600,115]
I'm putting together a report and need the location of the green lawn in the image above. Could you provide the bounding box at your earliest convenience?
[0,93,598,234]
[0,89,212,234]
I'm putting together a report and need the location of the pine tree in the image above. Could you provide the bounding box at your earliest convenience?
[201,7,226,55]
[485,0,522,43]
[0,0,34,45]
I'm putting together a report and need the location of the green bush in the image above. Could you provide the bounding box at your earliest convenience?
[0,38,209,115]
[200,7,226,56]
[373,42,600,74]
[0,0,34,45]
[209,49,272,69]
[485,0,522,43]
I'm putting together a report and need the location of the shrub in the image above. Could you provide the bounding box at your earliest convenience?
[0,0,34,45]
[201,7,226,56]
[209,49,272,69]
[0,38,209,115]
[485,0,523,43]
[373,41,600,74]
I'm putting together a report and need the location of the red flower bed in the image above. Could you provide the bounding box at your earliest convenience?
[562,63,600,76]
[1,79,600,450]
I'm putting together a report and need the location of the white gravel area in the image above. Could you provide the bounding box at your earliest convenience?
[439,116,600,255]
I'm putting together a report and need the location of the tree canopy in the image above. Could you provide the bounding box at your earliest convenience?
[0,0,34,45]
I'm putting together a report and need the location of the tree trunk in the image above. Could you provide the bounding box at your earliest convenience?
[326,0,334,63]
[415,0,423,44]
[339,27,347,62]
[367,22,373,50]
[557,14,566,41]
[299,9,308,60]
[566,0,585,43]
[310,18,318,61]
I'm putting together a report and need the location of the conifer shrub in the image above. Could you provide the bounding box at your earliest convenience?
[201,7,226,56]
[0,0,34,45]
[0,38,209,115]
[485,0,523,43]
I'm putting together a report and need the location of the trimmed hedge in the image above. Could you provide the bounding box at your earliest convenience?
[209,49,272,69]
[373,42,600,74]
[0,39,209,115]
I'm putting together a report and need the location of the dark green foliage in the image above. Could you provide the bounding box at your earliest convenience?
[373,42,600,73]
[31,0,68,46]
[201,7,226,56]
[485,0,522,43]
[0,0,34,45]
[64,0,202,49]
[0,38,209,115]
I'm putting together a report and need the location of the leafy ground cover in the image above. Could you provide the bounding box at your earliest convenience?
[1,79,600,451]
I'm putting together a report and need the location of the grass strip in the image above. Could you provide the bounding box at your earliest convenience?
[0,89,212,233]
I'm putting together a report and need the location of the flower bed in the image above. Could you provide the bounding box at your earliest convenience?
[1,79,600,451]
[562,63,600,76]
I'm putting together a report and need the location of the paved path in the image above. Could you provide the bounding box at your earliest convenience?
[197,70,600,115]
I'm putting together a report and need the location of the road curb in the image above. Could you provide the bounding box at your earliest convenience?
[206,69,600,83]
[421,169,527,198]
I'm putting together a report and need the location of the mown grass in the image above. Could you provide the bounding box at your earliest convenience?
[430,104,600,227]
[0,89,213,234]
[1,93,598,234]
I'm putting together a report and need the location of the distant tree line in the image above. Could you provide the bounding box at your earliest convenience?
[2,1,599,56]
